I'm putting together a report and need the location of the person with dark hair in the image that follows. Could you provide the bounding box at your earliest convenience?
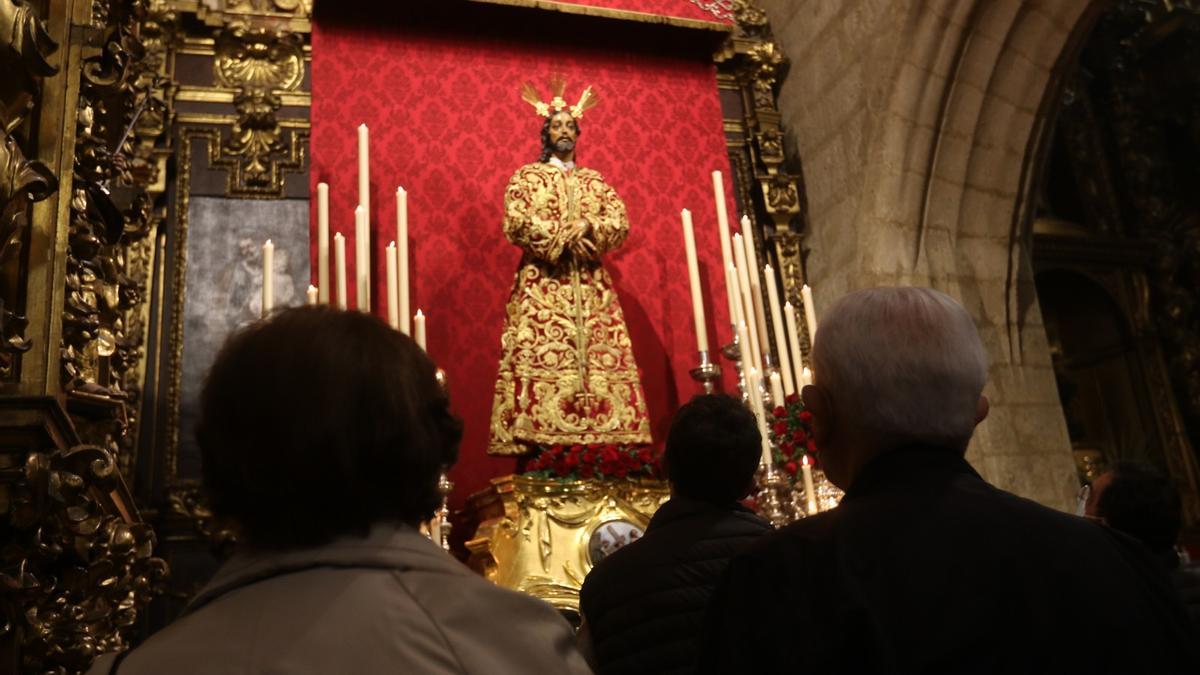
[578,394,770,674]
[88,307,591,675]
[1087,460,1200,632]
[699,287,1200,674]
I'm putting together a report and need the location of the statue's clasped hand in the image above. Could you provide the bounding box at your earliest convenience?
[567,219,596,258]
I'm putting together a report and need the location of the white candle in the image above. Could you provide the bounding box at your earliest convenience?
[769,371,785,411]
[711,171,738,328]
[680,208,709,353]
[802,455,818,515]
[306,285,318,305]
[385,241,399,329]
[732,234,762,370]
[355,205,369,312]
[747,367,772,467]
[763,264,794,396]
[801,284,818,345]
[334,233,347,310]
[414,309,426,352]
[801,366,813,387]
[317,182,330,304]
[357,123,370,214]
[784,302,806,391]
[261,240,274,317]
[396,186,410,335]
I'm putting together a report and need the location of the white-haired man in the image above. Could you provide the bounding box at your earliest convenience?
[700,287,1200,673]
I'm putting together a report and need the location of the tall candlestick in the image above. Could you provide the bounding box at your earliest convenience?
[306,285,318,305]
[801,284,818,345]
[334,233,347,310]
[769,371,785,410]
[414,309,427,352]
[317,182,330,304]
[261,240,274,317]
[784,302,806,391]
[732,234,763,370]
[396,186,410,335]
[801,366,813,387]
[680,209,709,353]
[357,123,370,214]
[747,367,772,467]
[763,264,795,396]
[355,205,369,312]
[386,241,399,329]
[802,454,818,515]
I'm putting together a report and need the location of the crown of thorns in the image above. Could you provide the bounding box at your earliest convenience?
[519,75,598,119]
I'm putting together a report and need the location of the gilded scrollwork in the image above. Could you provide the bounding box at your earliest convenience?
[0,445,168,673]
[0,0,60,381]
[212,26,306,196]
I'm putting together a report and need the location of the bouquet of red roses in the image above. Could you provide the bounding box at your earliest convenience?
[522,443,661,481]
[768,392,819,483]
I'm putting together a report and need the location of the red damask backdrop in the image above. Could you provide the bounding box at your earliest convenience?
[312,2,739,507]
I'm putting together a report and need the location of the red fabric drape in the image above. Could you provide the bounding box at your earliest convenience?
[312,4,738,508]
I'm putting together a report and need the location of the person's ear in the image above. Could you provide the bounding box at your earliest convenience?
[801,384,833,449]
[975,395,990,426]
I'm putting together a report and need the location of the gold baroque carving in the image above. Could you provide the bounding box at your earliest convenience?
[0,0,60,381]
[212,26,307,196]
[0,445,168,672]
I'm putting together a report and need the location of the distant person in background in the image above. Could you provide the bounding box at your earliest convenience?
[700,287,1200,674]
[579,394,770,674]
[88,307,591,675]
[1087,460,1200,633]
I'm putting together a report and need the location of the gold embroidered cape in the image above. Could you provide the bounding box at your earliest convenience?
[488,161,652,456]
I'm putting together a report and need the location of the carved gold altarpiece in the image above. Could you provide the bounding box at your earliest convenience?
[465,476,670,618]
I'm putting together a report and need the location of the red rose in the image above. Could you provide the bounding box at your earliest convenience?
[785,461,798,475]
[772,422,788,437]
[781,441,794,457]
[579,465,595,479]
[799,410,813,423]
[553,460,569,477]
[637,447,653,464]
[791,429,807,444]
[785,393,800,405]
[807,439,817,453]
[773,406,787,419]
[614,466,628,478]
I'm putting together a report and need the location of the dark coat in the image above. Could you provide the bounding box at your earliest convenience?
[699,447,1200,674]
[580,496,771,675]
[87,525,590,675]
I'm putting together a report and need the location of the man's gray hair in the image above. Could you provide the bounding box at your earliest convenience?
[811,287,988,448]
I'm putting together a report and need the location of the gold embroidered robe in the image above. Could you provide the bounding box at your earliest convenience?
[488,162,652,455]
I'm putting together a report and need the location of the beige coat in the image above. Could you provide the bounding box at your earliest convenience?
[88,525,591,674]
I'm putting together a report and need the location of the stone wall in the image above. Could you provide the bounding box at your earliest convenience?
[759,0,1104,511]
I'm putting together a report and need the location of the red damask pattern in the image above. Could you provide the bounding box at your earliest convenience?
[312,7,739,507]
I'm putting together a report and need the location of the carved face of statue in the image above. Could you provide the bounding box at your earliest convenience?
[548,111,578,154]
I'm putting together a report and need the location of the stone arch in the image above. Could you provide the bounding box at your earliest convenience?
[760,0,1104,510]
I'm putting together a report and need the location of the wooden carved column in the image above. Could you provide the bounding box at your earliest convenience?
[715,0,812,359]
[0,0,170,671]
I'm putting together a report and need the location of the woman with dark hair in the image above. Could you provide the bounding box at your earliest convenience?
[89,307,591,675]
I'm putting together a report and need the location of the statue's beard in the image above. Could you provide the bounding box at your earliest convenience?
[553,138,575,153]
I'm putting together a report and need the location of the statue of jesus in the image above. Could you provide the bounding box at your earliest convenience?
[488,78,652,456]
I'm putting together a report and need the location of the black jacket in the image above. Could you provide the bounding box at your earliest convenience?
[580,496,771,675]
[699,447,1200,674]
